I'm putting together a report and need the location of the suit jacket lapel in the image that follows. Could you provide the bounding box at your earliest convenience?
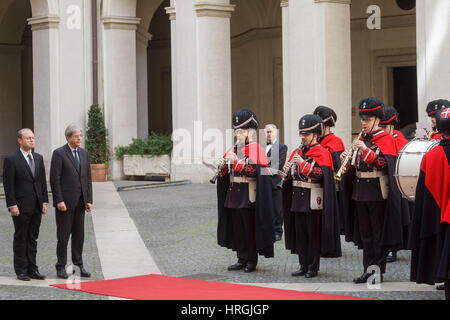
[64,144,80,174]
[16,150,34,180]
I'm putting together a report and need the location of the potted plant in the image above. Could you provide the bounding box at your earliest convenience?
[114,133,173,181]
[85,104,109,182]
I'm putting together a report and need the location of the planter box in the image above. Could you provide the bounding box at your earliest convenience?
[123,154,171,180]
[91,164,109,182]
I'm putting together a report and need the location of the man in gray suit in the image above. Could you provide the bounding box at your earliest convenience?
[50,124,93,279]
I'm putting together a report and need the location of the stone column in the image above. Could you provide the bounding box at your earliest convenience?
[136,27,152,138]
[416,0,450,124]
[281,0,352,149]
[167,0,234,183]
[102,15,141,179]
[28,15,61,171]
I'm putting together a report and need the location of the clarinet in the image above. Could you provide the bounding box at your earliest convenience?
[210,143,238,184]
[276,143,303,189]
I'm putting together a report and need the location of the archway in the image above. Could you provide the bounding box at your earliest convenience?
[147,0,172,135]
[0,0,33,177]
[230,0,283,141]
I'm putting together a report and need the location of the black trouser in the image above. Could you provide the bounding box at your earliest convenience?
[356,201,388,274]
[294,211,321,272]
[55,197,85,270]
[272,188,283,236]
[231,208,258,265]
[12,199,42,275]
[445,280,450,300]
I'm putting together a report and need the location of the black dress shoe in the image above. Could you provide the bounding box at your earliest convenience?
[28,271,46,280]
[227,262,246,271]
[353,272,372,284]
[57,269,69,279]
[437,284,445,290]
[244,264,257,273]
[291,269,307,277]
[275,234,282,241]
[305,271,318,278]
[17,274,31,281]
[386,251,397,263]
[77,265,91,278]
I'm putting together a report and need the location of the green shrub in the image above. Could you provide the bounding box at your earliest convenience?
[85,105,109,164]
[114,132,173,159]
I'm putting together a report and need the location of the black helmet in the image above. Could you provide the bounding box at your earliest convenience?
[426,99,449,117]
[298,114,324,136]
[313,105,337,127]
[436,107,450,133]
[379,106,399,127]
[232,109,259,129]
[358,97,385,120]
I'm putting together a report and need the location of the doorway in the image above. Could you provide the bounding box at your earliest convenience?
[393,66,418,135]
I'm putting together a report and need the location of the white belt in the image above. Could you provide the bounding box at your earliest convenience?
[356,171,386,179]
[292,180,321,189]
[231,176,256,184]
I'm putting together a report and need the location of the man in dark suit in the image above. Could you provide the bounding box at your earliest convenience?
[3,128,48,281]
[50,124,93,279]
[264,124,288,241]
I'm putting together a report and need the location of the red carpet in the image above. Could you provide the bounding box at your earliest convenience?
[51,274,375,300]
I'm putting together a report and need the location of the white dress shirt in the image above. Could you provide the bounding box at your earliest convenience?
[266,138,277,154]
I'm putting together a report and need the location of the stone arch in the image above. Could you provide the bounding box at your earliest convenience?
[230,0,284,141]
[29,0,59,17]
[0,0,34,176]
[136,0,166,33]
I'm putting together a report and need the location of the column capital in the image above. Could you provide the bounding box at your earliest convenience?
[27,15,60,31]
[102,16,141,30]
[136,27,152,45]
[195,1,235,18]
[280,0,289,8]
[314,0,351,4]
[165,6,176,21]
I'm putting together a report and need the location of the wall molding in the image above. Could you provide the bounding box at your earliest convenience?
[27,15,60,31]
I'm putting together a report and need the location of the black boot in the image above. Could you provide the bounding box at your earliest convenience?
[57,269,69,279]
[386,251,397,263]
[77,265,91,278]
[353,272,372,284]
[291,269,307,277]
[227,261,246,271]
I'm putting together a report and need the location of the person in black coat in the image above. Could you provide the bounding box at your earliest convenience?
[50,124,93,279]
[3,128,48,281]
[216,109,275,273]
[264,124,288,241]
[282,115,342,279]
[340,97,403,285]
[409,107,450,300]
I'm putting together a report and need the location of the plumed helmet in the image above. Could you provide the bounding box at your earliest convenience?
[436,107,450,133]
[313,105,337,127]
[298,114,324,136]
[232,109,259,129]
[358,97,385,119]
[379,106,399,127]
[426,99,449,117]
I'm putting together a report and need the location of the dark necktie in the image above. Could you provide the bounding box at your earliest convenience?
[73,150,81,171]
[27,154,35,177]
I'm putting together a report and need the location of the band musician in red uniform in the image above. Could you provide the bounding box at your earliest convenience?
[409,107,450,300]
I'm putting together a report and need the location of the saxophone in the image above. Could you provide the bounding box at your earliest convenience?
[335,131,363,181]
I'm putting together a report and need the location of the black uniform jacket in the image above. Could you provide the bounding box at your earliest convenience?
[282,144,342,258]
[217,142,275,258]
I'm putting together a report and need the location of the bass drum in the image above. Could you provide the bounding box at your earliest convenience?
[395,138,439,201]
